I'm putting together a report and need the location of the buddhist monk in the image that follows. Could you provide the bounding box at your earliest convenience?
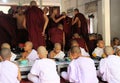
[13,6,28,43]
[98,46,120,83]
[49,43,65,59]
[0,12,17,47]
[0,48,21,83]
[49,24,65,50]
[25,1,49,49]
[28,46,60,83]
[72,8,88,42]
[61,46,98,83]
[49,7,66,29]
[20,41,39,61]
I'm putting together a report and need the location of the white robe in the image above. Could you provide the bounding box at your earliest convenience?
[92,47,104,57]
[0,60,19,83]
[26,49,39,61]
[98,55,120,83]
[80,47,90,57]
[61,57,98,83]
[54,51,65,59]
[28,58,60,83]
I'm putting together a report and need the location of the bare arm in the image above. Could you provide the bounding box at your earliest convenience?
[23,16,26,29]
[52,15,65,23]
[42,14,49,36]
[17,67,22,81]
[72,17,79,25]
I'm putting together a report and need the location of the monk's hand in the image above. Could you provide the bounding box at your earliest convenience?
[62,15,66,19]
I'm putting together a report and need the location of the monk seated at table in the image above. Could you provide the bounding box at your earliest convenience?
[49,43,65,59]
[98,46,120,83]
[20,41,38,61]
[28,46,60,83]
[1,43,17,61]
[0,48,21,83]
[92,40,106,59]
[61,46,98,83]
[72,33,88,52]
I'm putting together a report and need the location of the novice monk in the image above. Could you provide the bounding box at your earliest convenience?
[70,40,90,56]
[49,43,65,59]
[61,46,98,83]
[28,46,60,83]
[98,46,120,83]
[49,24,65,49]
[72,33,88,51]
[0,48,21,83]
[92,40,105,58]
[1,43,17,61]
[21,41,38,61]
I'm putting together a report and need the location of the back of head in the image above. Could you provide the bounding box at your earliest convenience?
[30,1,37,6]
[104,46,114,56]
[70,46,81,54]
[1,43,10,49]
[0,48,11,60]
[37,46,48,58]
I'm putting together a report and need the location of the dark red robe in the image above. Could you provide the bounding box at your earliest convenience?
[49,28,63,45]
[0,13,17,47]
[74,38,87,51]
[25,6,45,49]
[73,13,89,41]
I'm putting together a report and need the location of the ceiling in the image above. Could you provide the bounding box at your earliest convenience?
[0,0,61,6]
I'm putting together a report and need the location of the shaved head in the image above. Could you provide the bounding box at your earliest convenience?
[71,40,79,47]
[1,43,10,49]
[104,46,114,56]
[70,46,81,54]
[54,43,61,49]
[37,46,48,58]
[25,41,33,48]
[0,48,11,60]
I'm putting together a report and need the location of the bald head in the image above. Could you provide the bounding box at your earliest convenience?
[37,46,48,58]
[0,48,11,60]
[54,43,61,49]
[24,41,33,51]
[1,43,10,49]
[104,46,114,56]
[70,46,81,54]
[71,40,79,47]
[30,1,37,6]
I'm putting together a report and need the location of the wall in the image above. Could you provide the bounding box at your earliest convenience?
[110,0,120,39]
[61,0,120,39]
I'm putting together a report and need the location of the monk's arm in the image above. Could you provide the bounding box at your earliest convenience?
[43,14,49,35]
[23,16,26,29]
[17,67,22,81]
[72,17,79,25]
[52,15,65,23]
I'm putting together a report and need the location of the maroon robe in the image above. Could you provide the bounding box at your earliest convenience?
[49,28,64,45]
[74,13,89,41]
[0,13,17,47]
[71,38,87,51]
[25,6,45,49]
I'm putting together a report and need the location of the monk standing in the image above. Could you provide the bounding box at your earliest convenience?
[72,8,88,41]
[25,1,48,49]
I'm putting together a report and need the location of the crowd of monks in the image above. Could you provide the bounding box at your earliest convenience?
[0,1,89,52]
[1,1,120,83]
